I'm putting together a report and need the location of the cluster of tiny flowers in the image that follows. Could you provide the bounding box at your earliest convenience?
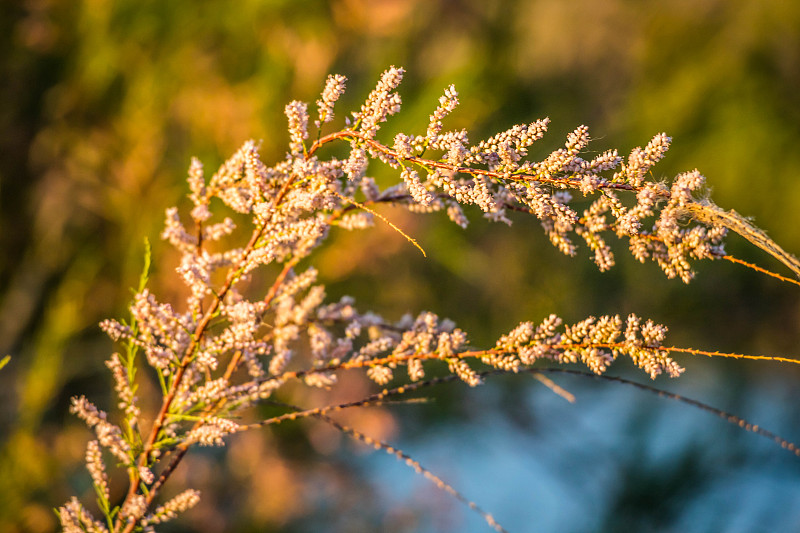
[468,119,550,170]
[285,100,309,155]
[58,497,108,533]
[144,490,201,526]
[400,167,435,206]
[67,67,735,531]
[316,73,346,128]
[493,313,680,379]
[120,495,148,525]
[185,417,240,447]
[127,289,195,371]
[615,132,672,187]
[352,66,405,139]
[85,440,109,502]
[426,84,459,142]
[629,170,727,282]
[623,314,683,379]
[70,396,130,464]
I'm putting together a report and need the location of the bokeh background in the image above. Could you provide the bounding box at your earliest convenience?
[2,0,800,531]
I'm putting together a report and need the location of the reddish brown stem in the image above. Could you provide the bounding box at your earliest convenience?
[308,130,641,193]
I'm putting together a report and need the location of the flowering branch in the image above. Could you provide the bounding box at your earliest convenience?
[61,66,799,533]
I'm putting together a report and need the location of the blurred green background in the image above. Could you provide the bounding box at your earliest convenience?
[2,0,799,531]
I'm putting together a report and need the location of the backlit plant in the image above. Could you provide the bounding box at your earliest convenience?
[59,67,800,533]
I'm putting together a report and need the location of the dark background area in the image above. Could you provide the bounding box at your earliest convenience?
[1,1,799,531]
